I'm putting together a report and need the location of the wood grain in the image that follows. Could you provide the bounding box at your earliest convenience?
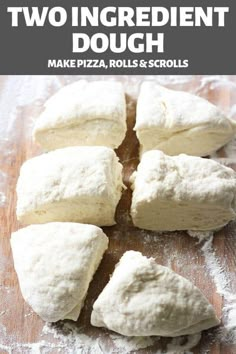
[0,76,236,353]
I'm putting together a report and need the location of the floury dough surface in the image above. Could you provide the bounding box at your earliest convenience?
[91,251,219,337]
[10,222,109,322]
[135,82,236,156]
[131,150,236,231]
[16,146,123,226]
[33,80,127,151]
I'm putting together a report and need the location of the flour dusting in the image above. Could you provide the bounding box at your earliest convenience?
[110,333,157,351]
[41,322,160,353]
[0,171,7,207]
[41,322,200,354]
[0,320,200,353]
[187,230,213,242]
[189,232,236,345]
[0,192,6,207]
[201,236,230,297]
[167,333,201,353]
[186,225,236,346]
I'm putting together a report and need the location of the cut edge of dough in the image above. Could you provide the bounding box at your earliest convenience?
[136,124,235,157]
[17,198,118,226]
[33,118,127,151]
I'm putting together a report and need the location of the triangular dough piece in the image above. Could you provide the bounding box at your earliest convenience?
[91,251,219,337]
[11,222,108,322]
[135,82,236,156]
[33,80,127,151]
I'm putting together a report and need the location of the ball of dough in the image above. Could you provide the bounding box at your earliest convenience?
[91,251,219,336]
[135,82,236,156]
[130,150,236,231]
[33,80,127,151]
[11,222,108,322]
[16,146,123,226]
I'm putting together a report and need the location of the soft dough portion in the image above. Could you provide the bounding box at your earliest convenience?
[11,222,108,322]
[130,150,236,231]
[91,251,219,337]
[16,146,123,226]
[33,80,127,151]
[135,82,236,156]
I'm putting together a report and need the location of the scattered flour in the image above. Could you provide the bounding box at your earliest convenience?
[0,192,6,207]
[201,236,230,297]
[24,310,34,318]
[0,171,7,207]
[188,231,236,345]
[0,340,65,354]
[0,320,200,354]
[187,230,213,242]
[0,77,62,139]
[109,333,157,351]
[167,333,201,354]
[41,322,160,353]
[41,322,200,354]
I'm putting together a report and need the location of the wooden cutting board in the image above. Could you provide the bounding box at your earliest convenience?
[0,76,236,354]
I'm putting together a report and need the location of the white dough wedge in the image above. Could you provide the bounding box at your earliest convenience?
[135,82,236,156]
[11,222,108,322]
[91,251,219,337]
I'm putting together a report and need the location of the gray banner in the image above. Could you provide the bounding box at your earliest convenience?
[0,0,235,74]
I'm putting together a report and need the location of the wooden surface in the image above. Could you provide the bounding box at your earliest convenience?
[0,76,236,353]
